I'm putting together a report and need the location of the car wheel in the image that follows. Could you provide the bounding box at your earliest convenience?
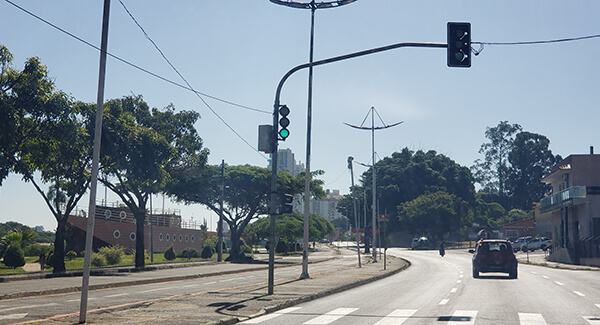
[541,245,547,251]
[472,267,479,278]
[522,247,527,252]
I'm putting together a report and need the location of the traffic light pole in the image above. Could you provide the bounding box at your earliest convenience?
[268,41,448,294]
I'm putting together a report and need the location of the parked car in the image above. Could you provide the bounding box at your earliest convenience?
[520,237,552,252]
[470,239,518,279]
[511,236,531,252]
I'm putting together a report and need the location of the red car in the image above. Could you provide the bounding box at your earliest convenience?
[471,239,518,279]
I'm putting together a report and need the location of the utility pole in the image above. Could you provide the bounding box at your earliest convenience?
[218,159,224,262]
[79,0,110,322]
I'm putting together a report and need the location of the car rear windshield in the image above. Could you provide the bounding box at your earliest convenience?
[479,242,510,253]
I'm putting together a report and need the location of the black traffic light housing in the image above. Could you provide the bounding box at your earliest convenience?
[447,22,471,68]
[278,105,290,141]
[281,193,293,214]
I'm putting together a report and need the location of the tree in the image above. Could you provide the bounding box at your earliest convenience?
[359,148,475,235]
[3,245,25,268]
[167,164,325,261]
[397,191,472,242]
[472,121,522,203]
[100,95,208,268]
[0,46,92,272]
[505,131,561,210]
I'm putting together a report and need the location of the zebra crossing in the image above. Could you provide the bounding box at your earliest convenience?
[241,306,600,324]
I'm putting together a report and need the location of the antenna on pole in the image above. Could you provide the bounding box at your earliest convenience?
[344,107,402,263]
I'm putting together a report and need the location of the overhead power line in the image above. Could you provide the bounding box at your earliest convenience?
[117,0,267,160]
[472,34,600,55]
[3,0,270,116]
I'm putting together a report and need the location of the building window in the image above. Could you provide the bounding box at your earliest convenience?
[506,230,518,240]
[130,232,136,241]
[185,235,189,242]
[166,234,170,241]
[179,234,183,242]
[159,233,163,241]
[191,235,195,242]
[113,230,120,239]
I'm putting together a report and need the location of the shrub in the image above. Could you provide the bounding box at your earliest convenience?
[23,243,50,257]
[91,253,106,267]
[3,245,26,268]
[164,245,176,261]
[98,245,124,265]
[178,248,199,260]
[66,251,77,261]
[201,245,214,259]
[275,240,288,253]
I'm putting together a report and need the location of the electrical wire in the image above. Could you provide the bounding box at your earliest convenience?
[3,0,270,116]
[472,34,600,55]
[118,0,268,160]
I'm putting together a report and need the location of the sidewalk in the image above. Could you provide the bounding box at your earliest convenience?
[516,251,600,271]
[2,246,407,325]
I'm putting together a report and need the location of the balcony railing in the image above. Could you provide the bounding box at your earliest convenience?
[540,186,587,213]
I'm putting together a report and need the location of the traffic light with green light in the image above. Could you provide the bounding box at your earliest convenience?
[279,105,290,140]
[447,22,471,68]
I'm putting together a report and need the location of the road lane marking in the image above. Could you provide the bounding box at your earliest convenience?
[457,280,462,284]
[519,313,547,325]
[583,316,600,325]
[596,304,600,309]
[373,309,417,325]
[573,291,585,297]
[205,281,217,284]
[241,307,302,324]
[106,293,129,298]
[439,299,449,305]
[554,281,564,286]
[219,278,236,283]
[542,276,550,279]
[447,310,477,325]
[138,287,170,293]
[303,308,358,324]
[1,303,59,311]
[531,271,538,274]
[182,284,201,288]
[450,288,458,293]
[0,313,28,320]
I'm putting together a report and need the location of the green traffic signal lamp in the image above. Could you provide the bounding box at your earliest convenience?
[279,105,290,140]
[447,22,471,68]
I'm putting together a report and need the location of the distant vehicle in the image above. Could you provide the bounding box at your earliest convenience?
[411,237,429,250]
[470,239,518,279]
[511,236,531,252]
[319,239,330,244]
[521,237,552,252]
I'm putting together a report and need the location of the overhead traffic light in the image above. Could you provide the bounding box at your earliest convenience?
[447,22,471,68]
[281,193,293,214]
[278,105,290,140]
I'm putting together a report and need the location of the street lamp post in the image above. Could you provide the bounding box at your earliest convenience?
[270,0,358,279]
[344,107,402,262]
[347,157,361,268]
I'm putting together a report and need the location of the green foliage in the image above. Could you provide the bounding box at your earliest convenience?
[91,253,106,267]
[164,245,176,261]
[22,243,52,257]
[97,245,125,265]
[3,245,26,268]
[65,251,77,261]
[178,247,199,260]
[398,191,472,241]
[200,245,214,259]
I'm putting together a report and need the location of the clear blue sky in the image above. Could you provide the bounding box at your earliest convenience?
[1,1,599,232]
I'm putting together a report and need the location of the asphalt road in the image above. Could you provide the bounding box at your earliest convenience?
[241,248,600,325]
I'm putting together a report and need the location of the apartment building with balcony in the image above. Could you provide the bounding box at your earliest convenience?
[539,147,600,266]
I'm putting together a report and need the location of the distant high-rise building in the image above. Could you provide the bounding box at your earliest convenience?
[268,148,304,176]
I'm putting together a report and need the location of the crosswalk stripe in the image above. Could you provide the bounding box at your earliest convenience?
[241,307,302,324]
[303,308,358,324]
[583,316,600,325]
[373,309,417,325]
[519,313,547,325]
[447,310,477,325]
